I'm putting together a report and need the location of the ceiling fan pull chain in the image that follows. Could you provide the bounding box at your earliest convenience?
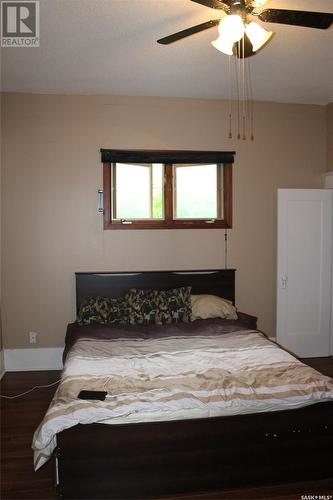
[250,105,254,141]
[250,104,254,141]
[248,61,255,141]
[228,55,232,138]
[229,113,232,139]
[234,51,241,139]
[242,36,246,140]
[245,59,251,122]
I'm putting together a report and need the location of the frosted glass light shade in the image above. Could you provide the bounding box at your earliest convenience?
[251,0,269,6]
[211,36,234,55]
[218,15,244,43]
[245,21,273,52]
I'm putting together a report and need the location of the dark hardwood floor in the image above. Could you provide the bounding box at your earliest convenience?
[1,358,333,500]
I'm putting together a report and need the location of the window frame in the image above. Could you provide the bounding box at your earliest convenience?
[101,149,234,230]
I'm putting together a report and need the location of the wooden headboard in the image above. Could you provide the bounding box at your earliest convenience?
[75,269,236,314]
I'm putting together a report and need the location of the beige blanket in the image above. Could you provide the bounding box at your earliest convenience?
[32,329,333,470]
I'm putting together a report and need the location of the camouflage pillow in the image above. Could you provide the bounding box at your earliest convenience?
[157,287,192,324]
[77,296,130,325]
[124,289,160,325]
[125,287,192,325]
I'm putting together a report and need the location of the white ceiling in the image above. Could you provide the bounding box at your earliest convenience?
[1,0,332,104]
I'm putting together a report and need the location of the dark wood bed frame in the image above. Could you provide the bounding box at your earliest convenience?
[55,270,333,499]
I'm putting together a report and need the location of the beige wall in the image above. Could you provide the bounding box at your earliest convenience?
[1,93,326,349]
[327,103,333,171]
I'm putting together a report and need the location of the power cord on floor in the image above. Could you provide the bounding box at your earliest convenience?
[0,379,61,399]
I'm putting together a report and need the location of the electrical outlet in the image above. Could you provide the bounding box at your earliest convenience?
[29,331,38,344]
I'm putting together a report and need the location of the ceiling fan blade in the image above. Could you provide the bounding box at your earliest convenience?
[157,20,219,45]
[190,0,229,11]
[258,9,333,29]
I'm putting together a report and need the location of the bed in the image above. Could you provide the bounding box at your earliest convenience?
[33,270,333,499]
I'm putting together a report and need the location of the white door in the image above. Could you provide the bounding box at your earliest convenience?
[277,189,332,358]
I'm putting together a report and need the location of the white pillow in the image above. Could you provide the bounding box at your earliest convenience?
[191,294,238,321]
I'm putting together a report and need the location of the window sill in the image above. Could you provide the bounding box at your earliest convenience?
[103,220,231,230]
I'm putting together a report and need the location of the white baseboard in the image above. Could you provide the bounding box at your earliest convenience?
[4,348,63,371]
[0,349,4,377]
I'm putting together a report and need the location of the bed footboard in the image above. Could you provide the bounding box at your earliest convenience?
[56,402,333,499]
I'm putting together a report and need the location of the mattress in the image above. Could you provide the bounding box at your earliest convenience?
[32,319,333,470]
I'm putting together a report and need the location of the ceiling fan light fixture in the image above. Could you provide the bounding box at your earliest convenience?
[211,36,234,55]
[245,21,273,52]
[218,15,244,43]
[251,0,269,7]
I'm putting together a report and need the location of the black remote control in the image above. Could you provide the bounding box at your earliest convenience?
[78,390,107,401]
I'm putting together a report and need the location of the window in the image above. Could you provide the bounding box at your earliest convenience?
[113,163,164,220]
[101,150,234,229]
[173,164,222,220]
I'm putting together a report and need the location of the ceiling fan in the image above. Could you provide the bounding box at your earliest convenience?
[157,0,333,58]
